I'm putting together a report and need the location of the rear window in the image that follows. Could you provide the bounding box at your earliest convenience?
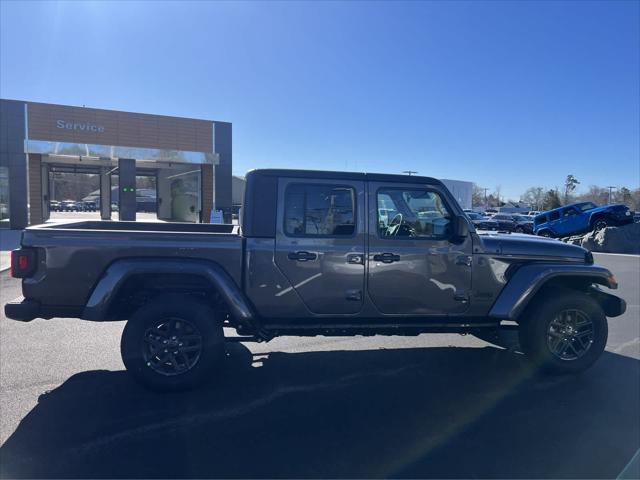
[549,211,560,221]
[284,183,356,237]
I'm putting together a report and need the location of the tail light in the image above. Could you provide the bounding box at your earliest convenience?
[10,249,37,278]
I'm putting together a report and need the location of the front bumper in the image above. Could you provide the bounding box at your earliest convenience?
[588,287,627,317]
[4,297,39,322]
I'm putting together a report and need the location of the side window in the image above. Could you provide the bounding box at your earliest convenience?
[564,208,578,218]
[549,211,561,221]
[284,184,355,236]
[376,188,452,239]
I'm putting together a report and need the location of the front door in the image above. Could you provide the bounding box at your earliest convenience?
[274,177,366,315]
[367,181,473,315]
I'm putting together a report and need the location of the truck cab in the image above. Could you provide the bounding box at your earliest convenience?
[242,170,472,319]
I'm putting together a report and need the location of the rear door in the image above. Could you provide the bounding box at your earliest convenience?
[274,177,366,314]
[367,181,473,315]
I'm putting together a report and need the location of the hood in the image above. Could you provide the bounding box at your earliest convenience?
[478,233,588,261]
[590,203,628,213]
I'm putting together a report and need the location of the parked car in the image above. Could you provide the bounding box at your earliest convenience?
[5,169,626,391]
[60,200,79,212]
[79,200,98,212]
[512,214,535,234]
[466,212,498,230]
[49,200,61,212]
[491,214,517,232]
[528,210,542,216]
[534,202,634,238]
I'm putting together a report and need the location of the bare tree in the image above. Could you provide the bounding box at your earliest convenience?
[576,185,608,205]
[493,185,503,207]
[521,187,545,210]
[543,189,562,210]
[472,184,486,208]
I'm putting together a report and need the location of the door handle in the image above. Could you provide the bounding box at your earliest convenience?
[287,251,317,262]
[455,255,472,266]
[347,254,364,265]
[373,253,400,263]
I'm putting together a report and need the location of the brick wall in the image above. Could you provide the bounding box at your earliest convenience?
[28,154,43,225]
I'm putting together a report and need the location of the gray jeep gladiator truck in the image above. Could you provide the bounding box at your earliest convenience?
[5,169,626,390]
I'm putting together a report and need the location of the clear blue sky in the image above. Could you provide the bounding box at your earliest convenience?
[1,0,638,200]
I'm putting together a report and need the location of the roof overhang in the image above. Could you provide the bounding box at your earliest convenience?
[25,139,219,165]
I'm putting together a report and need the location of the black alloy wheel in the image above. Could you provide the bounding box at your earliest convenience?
[121,294,225,391]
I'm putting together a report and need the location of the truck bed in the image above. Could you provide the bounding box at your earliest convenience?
[20,221,243,310]
[33,220,239,234]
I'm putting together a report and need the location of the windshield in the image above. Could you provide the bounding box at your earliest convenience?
[467,212,482,220]
[577,202,597,212]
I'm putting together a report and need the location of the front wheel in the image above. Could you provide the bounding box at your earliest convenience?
[121,295,225,391]
[519,289,608,374]
[592,218,610,231]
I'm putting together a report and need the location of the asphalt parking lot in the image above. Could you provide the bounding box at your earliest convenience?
[0,253,638,478]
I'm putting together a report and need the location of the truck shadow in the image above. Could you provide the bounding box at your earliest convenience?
[1,344,638,479]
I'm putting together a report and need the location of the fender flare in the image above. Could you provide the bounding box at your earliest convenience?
[535,228,555,237]
[82,258,257,330]
[488,263,619,320]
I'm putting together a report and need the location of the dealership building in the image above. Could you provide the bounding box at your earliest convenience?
[0,99,232,229]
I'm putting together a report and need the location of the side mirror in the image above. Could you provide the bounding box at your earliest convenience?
[453,215,470,238]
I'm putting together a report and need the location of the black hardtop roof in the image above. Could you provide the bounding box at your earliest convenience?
[537,202,596,217]
[246,168,444,186]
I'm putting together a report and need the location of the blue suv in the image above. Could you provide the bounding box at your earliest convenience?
[533,202,633,238]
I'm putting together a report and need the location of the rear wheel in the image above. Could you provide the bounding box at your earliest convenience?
[519,289,608,374]
[121,295,224,391]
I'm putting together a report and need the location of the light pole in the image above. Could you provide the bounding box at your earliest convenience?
[402,170,418,176]
[606,186,616,204]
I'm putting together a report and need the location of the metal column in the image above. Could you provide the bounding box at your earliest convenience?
[100,165,112,220]
[118,158,136,221]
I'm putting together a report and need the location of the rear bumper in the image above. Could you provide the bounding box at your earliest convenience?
[4,297,39,322]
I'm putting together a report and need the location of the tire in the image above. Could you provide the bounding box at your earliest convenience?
[592,217,610,231]
[515,226,524,233]
[519,288,608,374]
[538,230,553,238]
[121,294,225,391]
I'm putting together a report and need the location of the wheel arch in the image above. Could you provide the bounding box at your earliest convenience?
[82,258,258,332]
[488,263,620,321]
